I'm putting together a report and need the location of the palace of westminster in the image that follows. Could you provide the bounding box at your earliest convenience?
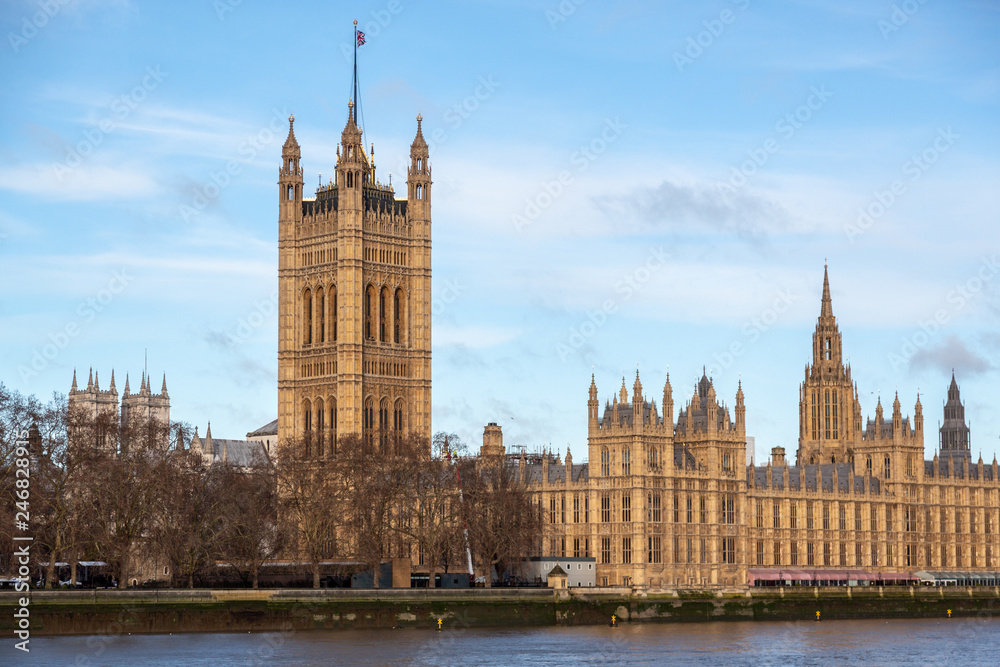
[68,90,1000,589]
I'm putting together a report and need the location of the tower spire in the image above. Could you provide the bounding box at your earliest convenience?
[820,261,833,319]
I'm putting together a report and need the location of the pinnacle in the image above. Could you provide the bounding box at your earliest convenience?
[820,263,834,319]
[283,112,299,150]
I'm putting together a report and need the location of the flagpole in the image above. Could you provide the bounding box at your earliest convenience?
[354,19,358,125]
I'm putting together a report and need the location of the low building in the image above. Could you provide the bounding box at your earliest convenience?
[524,557,596,587]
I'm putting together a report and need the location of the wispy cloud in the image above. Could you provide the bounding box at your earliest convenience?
[909,336,993,377]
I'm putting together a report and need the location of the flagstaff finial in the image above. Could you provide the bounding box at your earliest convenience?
[354,18,357,26]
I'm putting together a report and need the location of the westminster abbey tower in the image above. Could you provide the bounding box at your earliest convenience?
[277,102,432,453]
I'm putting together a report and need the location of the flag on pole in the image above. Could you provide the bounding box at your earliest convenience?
[356,30,366,46]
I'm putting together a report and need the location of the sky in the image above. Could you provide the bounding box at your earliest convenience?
[0,0,998,463]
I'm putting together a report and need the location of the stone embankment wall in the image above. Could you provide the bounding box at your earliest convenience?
[2,586,998,636]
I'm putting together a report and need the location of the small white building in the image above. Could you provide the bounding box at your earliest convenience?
[524,557,596,587]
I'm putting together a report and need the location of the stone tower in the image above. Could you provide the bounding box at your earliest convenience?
[121,371,171,447]
[796,264,864,465]
[68,368,170,452]
[277,103,432,456]
[939,371,971,468]
[68,368,119,452]
[481,422,504,457]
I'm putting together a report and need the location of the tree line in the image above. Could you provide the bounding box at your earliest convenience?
[0,383,541,589]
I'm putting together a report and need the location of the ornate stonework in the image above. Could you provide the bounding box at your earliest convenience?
[513,267,1000,588]
[276,106,431,454]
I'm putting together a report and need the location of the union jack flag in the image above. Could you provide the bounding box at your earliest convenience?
[356,30,366,46]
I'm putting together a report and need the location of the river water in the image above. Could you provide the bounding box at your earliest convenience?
[21,617,999,666]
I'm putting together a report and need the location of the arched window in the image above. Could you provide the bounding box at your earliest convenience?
[883,455,891,479]
[315,398,325,458]
[416,158,422,171]
[393,399,404,431]
[316,287,325,343]
[303,289,313,345]
[415,184,423,200]
[302,399,312,458]
[622,448,631,476]
[600,448,610,476]
[394,288,405,344]
[379,398,389,430]
[379,287,390,343]
[329,398,337,454]
[866,456,872,475]
[363,397,374,431]
[330,285,337,341]
[287,184,294,200]
[648,446,657,468]
[364,285,376,340]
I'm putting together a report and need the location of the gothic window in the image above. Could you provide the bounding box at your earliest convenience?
[303,289,313,345]
[364,284,376,340]
[416,158,422,171]
[379,397,389,430]
[394,288,405,344]
[415,184,423,200]
[330,286,337,341]
[393,399,404,431]
[824,389,831,439]
[316,287,325,343]
[810,390,818,440]
[380,287,390,343]
[287,184,294,200]
[883,455,891,479]
[825,337,831,360]
[621,447,630,475]
[866,456,872,475]
[600,448,609,476]
[363,397,374,431]
[831,390,838,438]
[315,398,324,458]
[330,398,337,453]
[622,495,631,522]
[648,446,657,468]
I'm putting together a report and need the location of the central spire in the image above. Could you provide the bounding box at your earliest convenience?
[820,261,833,319]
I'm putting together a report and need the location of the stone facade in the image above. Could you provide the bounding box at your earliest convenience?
[68,368,170,451]
[276,104,432,454]
[515,267,1000,587]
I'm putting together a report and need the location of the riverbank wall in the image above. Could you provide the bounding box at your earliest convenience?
[3,586,999,636]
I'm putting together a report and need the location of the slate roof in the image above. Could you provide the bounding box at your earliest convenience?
[748,463,880,495]
[212,439,269,467]
[247,419,277,438]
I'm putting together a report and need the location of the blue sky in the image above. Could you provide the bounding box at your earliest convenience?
[1,0,998,462]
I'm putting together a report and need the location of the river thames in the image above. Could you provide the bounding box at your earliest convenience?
[22,617,998,665]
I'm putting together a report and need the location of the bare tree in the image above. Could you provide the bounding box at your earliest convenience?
[148,449,227,588]
[275,437,345,588]
[397,456,463,586]
[463,455,542,587]
[83,411,174,589]
[340,431,427,589]
[216,453,279,589]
